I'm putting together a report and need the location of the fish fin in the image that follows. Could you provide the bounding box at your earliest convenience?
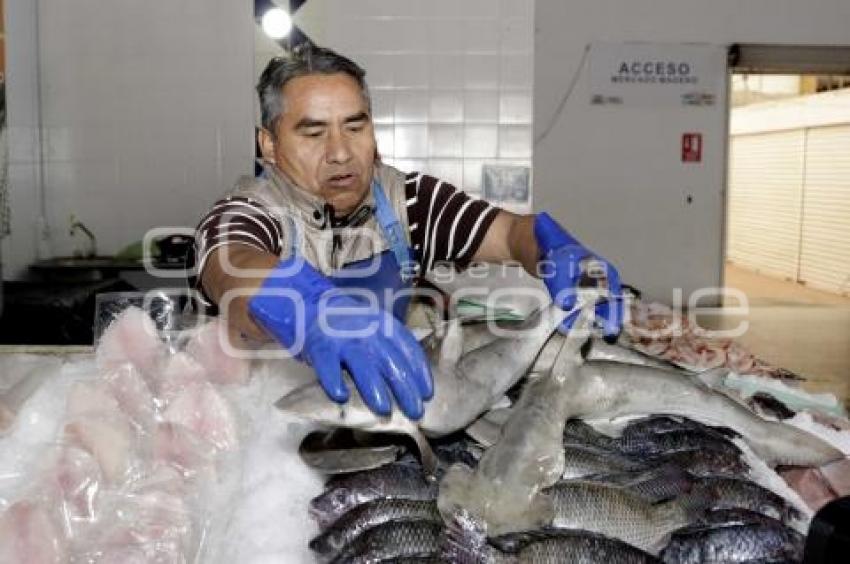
[413,429,440,478]
[438,318,464,371]
[440,510,496,564]
[695,367,731,389]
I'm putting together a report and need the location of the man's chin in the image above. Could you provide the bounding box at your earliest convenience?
[324,188,368,216]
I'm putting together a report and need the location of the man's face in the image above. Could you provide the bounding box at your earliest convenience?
[260,73,376,216]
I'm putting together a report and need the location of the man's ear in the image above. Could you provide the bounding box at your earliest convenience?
[258,128,277,163]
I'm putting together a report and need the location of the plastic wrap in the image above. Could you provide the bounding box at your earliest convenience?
[0,294,249,563]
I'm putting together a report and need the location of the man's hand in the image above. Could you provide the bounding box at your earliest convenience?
[534,212,623,339]
[248,257,433,419]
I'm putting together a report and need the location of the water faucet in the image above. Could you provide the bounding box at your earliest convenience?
[69,215,97,258]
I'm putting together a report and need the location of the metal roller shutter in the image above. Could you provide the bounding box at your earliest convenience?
[726,130,805,280]
[798,125,850,295]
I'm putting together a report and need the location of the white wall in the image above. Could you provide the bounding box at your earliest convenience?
[2,0,255,280]
[535,0,850,304]
[291,0,535,208]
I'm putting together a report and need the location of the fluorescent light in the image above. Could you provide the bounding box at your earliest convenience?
[262,8,292,40]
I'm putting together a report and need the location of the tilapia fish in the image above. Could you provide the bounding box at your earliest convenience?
[309,499,441,562]
[660,521,805,564]
[691,477,803,524]
[438,312,589,535]
[443,511,659,564]
[548,480,708,553]
[275,304,568,470]
[567,361,843,467]
[309,462,438,530]
[329,519,443,564]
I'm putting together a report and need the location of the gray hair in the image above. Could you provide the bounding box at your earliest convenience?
[257,44,372,136]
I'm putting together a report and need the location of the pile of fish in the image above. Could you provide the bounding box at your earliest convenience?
[0,308,248,563]
[626,301,801,380]
[279,301,848,563]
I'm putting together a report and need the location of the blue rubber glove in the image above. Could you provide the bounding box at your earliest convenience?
[248,257,433,419]
[534,212,624,340]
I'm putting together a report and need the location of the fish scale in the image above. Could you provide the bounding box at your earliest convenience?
[329,520,443,564]
[691,477,803,524]
[614,429,743,459]
[310,463,438,531]
[548,480,707,553]
[309,499,441,561]
[660,522,805,563]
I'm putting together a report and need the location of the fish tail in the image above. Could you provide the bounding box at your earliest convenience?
[440,510,505,564]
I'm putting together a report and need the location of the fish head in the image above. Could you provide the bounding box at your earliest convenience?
[308,484,359,527]
[275,381,411,434]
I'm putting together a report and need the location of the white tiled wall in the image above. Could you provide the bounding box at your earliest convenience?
[3,0,255,279]
[286,0,535,204]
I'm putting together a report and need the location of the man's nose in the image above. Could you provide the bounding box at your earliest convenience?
[325,129,353,164]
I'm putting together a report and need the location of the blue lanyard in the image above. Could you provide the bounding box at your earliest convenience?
[371,180,416,282]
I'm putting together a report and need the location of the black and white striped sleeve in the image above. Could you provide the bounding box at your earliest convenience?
[193,196,284,279]
[404,172,501,272]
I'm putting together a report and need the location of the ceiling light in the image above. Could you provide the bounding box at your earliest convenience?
[262,8,292,40]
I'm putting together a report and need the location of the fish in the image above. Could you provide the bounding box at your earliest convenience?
[443,511,659,563]
[646,448,749,478]
[299,443,404,475]
[621,416,736,441]
[690,477,804,524]
[417,303,569,436]
[660,521,805,564]
[583,464,695,504]
[276,377,439,474]
[584,338,685,372]
[275,304,569,471]
[563,418,618,450]
[614,429,743,459]
[565,361,843,467]
[309,462,439,531]
[309,499,441,561]
[438,310,590,535]
[0,501,68,564]
[547,480,709,553]
[560,444,651,480]
[329,519,443,564]
[693,508,789,528]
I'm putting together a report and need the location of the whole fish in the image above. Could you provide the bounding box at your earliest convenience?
[691,477,804,524]
[309,499,441,562]
[660,522,805,564]
[438,312,589,536]
[567,361,843,467]
[548,480,709,553]
[443,511,659,563]
[309,462,439,531]
[330,519,443,564]
[275,304,568,468]
[621,416,736,441]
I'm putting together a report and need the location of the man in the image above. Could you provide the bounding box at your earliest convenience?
[194,45,622,421]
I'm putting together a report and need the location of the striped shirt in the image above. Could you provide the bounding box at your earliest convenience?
[192,171,500,286]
